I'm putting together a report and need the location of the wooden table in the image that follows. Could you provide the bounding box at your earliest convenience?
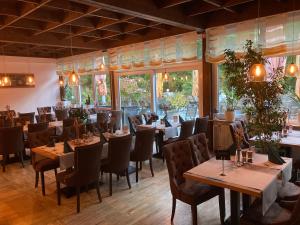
[23,121,63,133]
[184,153,292,225]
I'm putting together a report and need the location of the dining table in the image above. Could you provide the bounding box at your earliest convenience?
[184,153,292,225]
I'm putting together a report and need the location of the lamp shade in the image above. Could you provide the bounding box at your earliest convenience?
[286,63,298,77]
[2,75,11,86]
[164,72,169,81]
[68,70,79,86]
[26,75,35,85]
[249,63,266,82]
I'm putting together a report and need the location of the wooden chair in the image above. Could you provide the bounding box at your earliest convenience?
[28,130,59,195]
[101,135,132,196]
[37,106,51,115]
[130,128,156,182]
[0,126,24,172]
[163,140,225,225]
[56,142,103,213]
[54,109,69,121]
[18,112,35,124]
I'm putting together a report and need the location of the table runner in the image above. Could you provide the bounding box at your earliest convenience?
[185,153,292,215]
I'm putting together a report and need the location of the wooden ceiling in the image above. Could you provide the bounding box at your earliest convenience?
[0,0,299,58]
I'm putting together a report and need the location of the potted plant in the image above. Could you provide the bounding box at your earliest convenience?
[223,40,286,164]
[223,87,238,122]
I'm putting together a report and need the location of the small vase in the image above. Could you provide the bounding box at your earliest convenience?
[225,110,235,122]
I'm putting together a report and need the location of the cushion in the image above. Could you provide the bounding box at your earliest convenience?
[278,182,300,201]
[34,158,59,172]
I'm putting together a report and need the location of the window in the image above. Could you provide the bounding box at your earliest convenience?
[119,74,151,124]
[156,70,198,120]
[80,75,93,105]
[64,76,79,104]
[95,74,111,107]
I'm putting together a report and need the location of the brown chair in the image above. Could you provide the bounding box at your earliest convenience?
[128,116,143,134]
[101,135,132,196]
[111,110,122,131]
[188,133,212,165]
[28,122,49,133]
[240,196,300,225]
[164,120,195,145]
[35,114,54,123]
[63,118,74,128]
[18,112,35,124]
[97,112,109,132]
[229,121,250,149]
[56,142,103,213]
[37,106,51,115]
[193,116,209,136]
[163,140,225,225]
[130,128,156,182]
[28,130,59,195]
[55,109,69,121]
[0,126,24,172]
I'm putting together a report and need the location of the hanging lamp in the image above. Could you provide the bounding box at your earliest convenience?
[26,49,35,86]
[99,56,105,71]
[68,25,79,86]
[286,0,298,77]
[249,0,266,82]
[163,69,169,81]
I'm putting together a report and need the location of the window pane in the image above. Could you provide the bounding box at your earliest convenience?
[120,74,151,125]
[95,74,111,107]
[156,70,198,120]
[80,75,93,105]
[64,76,79,104]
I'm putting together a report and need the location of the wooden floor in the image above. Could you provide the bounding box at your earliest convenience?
[0,158,230,225]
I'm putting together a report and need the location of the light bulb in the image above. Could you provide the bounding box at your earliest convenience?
[59,80,64,86]
[100,63,105,70]
[28,76,33,83]
[255,65,261,77]
[164,72,168,81]
[4,77,8,84]
[287,63,298,77]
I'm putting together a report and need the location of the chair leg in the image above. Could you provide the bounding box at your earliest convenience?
[191,205,198,225]
[125,168,131,189]
[96,180,102,203]
[19,151,24,168]
[136,161,139,183]
[35,171,39,188]
[109,172,112,196]
[54,168,57,175]
[117,174,120,181]
[149,158,154,177]
[76,187,80,213]
[56,182,61,205]
[219,191,226,225]
[2,155,7,172]
[171,196,176,222]
[139,161,142,170]
[41,172,45,196]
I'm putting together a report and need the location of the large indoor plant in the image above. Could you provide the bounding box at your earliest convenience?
[223,40,286,164]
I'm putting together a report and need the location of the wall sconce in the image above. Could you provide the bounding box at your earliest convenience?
[2,75,11,86]
[26,75,35,86]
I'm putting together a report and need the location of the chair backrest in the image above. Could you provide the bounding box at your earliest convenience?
[107,135,132,173]
[163,140,195,196]
[63,118,75,128]
[36,114,53,123]
[55,109,69,121]
[132,128,156,161]
[0,126,24,155]
[28,129,51,148]
[193,116,209,135]
[28,122,49,133]
[179,120,195,139]
[128,116,142,134]
[18,112,35,124]
[188,134,211,165]
[229,121,250,148]
[111,110,122,131]
[97,112,109,132]
[71,143,103,186]
[37,106,51,115]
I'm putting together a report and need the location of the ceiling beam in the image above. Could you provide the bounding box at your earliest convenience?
[156,0,193,8]
[70,0,203,31]
[0,28,105,50]
[0,0,52,30]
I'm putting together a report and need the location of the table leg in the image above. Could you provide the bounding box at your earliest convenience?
[242,194,250,212]
[230,190,240,225]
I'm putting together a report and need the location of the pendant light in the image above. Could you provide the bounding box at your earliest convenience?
[99,55,105,71]
[286,0,298,77]
[68,25,79,86]
[163,69,169,81]
[59,76,64,86]
[249,0,266,82]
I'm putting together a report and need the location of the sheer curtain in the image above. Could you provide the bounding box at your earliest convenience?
[206,10,300,63]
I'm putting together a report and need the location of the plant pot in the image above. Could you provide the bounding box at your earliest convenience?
[224,110,235,122]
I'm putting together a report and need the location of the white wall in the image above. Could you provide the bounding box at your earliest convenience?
[0,56,59,114]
